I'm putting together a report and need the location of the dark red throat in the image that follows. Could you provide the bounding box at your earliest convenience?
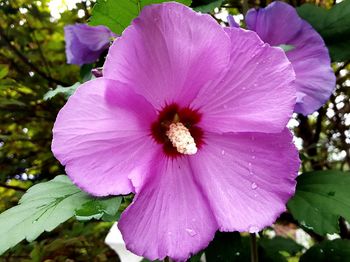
[151,103,204,157]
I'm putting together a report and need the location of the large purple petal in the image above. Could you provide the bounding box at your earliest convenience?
[64,24,115,65]
[287,21,335,115]
[190,129,300,232]
[118,154,217,261]
[103,2,231,109]
[52,78,158,196]
[245,2,302,46]
[72,24,116,50]
[192,27,296,133]
[246,1,335,115]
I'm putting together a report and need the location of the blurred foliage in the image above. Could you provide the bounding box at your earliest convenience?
[0,0,82,187]
[299,239,350,261]
[206,232,303,262]
[0,0,349,261]
[2,220,119,262]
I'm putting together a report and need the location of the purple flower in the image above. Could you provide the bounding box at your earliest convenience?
[53,3,300,261]
[64,24,116,65]
[246,1,336,115]
[227,15,240,28]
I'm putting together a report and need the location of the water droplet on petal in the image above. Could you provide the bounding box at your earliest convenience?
[249,225,259,233]
[251,182,258,190]
[186,228,197,237]
[168,231,172,235]
[221,150,225,155]
[248,162,254,175]
[252,155,256,159]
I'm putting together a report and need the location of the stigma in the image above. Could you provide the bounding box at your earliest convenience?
[166,122,198,155]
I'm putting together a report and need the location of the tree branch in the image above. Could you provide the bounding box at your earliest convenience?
[313,107,325,146]
[27,20,52,78]
[0,182,26,192]
[0,27,69,86]
[297,113,323,170]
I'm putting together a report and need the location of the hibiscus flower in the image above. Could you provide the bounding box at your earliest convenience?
[64,24,116,65]
[246,1,335,115]
[53,3,300,261]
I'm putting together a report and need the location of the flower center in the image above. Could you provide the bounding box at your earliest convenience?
[166,122,197,155]
[151,103,203,157]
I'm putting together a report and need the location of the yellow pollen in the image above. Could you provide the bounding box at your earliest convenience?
[166,122,197,155]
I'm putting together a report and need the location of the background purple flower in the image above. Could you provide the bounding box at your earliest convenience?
[227,15,239,28]
[246,1,336,115]
[64,24,116,65]
[53,3,300,261]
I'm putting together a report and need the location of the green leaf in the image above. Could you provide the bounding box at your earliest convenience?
[189,251,204,262]
[206,233,301,262]
[0,64,9,79]
[193,0,223,13]
[288,170,350,235]
[43,82,80,100]
[0,175,91,255]
[75,197,122,221]
[297,1,350,61]
[141,252,201,262]
[300,239,350,262]
[259,236,303,262]
[89,0,192,35]
[260,236,302,255]
[206,232,250,262]
[80,64,94,83]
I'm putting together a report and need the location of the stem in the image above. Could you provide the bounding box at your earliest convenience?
[0,183,26,192]
[136,0,142,14]
[242,0,249,16]
[250,233,258,262]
